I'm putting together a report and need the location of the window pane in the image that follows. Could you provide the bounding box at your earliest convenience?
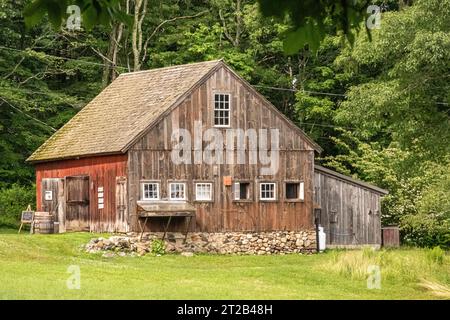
[143,183,159,200]
[286,183,299,199]
[196,183,212,201]
[170,183,185,200]
[260,183,275,200]
[240,183,250,199]
[214,94,230,126]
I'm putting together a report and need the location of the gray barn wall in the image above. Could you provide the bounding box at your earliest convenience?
[314,168,383,246]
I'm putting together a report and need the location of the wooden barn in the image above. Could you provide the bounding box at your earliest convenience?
[27,60,387,246]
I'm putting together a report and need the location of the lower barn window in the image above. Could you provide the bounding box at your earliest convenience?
[233,182,251,200]
[260,182,276,200]
[195,183,212,201]
[169,182,186,200]
[142,183,159,200]
[286,182,304,201]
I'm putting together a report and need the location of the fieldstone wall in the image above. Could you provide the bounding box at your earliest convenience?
[85,230,317,256]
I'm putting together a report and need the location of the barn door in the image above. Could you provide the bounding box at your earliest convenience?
[65,175,90,231]
[41,178,65,231]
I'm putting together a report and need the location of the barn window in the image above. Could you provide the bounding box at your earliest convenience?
[169,182,186,200]
[233,182,251,201]
[285,182,304,201]
[260,182,276,201]
[142,183,159,200]
[195,183,212,201]
[214,93,230,127]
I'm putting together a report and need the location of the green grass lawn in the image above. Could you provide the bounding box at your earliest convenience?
[0,229,448,300]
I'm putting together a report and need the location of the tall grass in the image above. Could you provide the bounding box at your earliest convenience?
[321,247,450,298]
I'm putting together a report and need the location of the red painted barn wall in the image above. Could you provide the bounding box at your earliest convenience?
[35,154,128,232]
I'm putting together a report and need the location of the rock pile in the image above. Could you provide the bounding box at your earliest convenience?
[85,230,316,257]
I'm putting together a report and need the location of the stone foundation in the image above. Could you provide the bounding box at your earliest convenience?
[85,230,317,256]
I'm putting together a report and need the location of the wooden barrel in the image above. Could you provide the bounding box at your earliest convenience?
[34,212,54,234]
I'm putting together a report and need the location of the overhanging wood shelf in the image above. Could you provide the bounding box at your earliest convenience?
[137,201,196,242]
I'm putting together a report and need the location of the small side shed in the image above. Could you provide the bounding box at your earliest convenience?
[314,165,388,247]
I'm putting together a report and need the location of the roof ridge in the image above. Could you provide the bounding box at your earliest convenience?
[119,59,223,77]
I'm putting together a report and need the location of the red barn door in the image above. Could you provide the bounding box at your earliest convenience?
[65,175,90,231]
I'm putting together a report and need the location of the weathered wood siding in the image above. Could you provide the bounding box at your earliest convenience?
[35,154,128,232]
[128,66,316,232]
[314,169,382,245]
[382,226,400,247]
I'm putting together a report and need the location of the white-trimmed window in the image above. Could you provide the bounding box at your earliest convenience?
[260,182,276,200]
[285,182,304,201]
[195,183,212,201]
[142,182,159,200]
[214,93,230,127]
[169,182,186,200]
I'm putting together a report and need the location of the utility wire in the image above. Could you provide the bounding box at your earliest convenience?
[1,45,448,107]
[253,85,347,97]
[0,97,57,132]
[253,84,449,106]
[0,46,128,70]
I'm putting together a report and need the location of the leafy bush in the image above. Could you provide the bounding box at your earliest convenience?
[0,184,35,228]
[401,214,450,249]
[151,239,166,256]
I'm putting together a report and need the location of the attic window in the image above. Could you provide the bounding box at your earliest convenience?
[214,93,230,127]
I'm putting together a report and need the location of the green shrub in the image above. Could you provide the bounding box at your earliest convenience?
[0,184,35,228]
[151,239,166,256]
[426,246,445,265]
[401,214,450,249]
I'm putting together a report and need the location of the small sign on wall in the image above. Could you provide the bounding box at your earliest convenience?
[44,190,53,201]
[223,176,232,186]
[98,186,104,209]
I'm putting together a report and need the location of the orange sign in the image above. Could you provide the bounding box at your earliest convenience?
[223,176,232,186]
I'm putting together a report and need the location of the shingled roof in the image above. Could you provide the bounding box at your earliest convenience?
[28,60,321,162]
[28,60,222,162]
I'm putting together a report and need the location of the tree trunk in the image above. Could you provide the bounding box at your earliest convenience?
[102,22,124,87]
[132,0,147,71]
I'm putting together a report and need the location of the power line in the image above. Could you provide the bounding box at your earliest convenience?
[0,97,57,132]
[253,85,347,97]
[1,44,448,108]
[1,87,83,109]
[0,45,129,70]
[253,84,450,106]
[298,122,358,130]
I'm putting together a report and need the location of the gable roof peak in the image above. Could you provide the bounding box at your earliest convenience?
[119,59,223,77]
[27,59,321,163]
